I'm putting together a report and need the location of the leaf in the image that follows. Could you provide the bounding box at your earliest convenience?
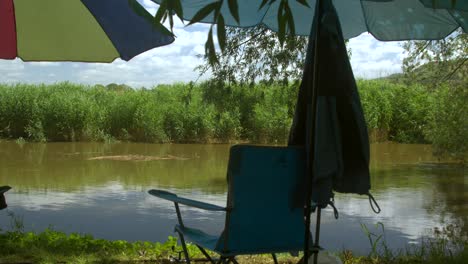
[217,15,227,52]
[284,1,295,36]
[154,21,174,37]
[188,2,219,26]
[155,0,168,23]
[295,0,310,8]
[259,0,270,10]
[169,10,174,30]
[205,28,212,56]
[259,0,276,10]
[277,0,286,46]
[173,0,184,20]
[228,0,240,24]
[128,0,172,36]
[206,28,219,65]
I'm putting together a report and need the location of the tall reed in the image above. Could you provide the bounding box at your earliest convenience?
[0,80,465,160]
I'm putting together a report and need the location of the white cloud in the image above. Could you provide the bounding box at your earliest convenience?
[33,62,62,67]
[334,187,457,241]
[0,59,24,71]
[5,182,136,211]
[0,23,211,87]
[348,33,405,79]
[139,0,158,14]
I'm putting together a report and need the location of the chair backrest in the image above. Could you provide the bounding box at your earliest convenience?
[215,145,307,255]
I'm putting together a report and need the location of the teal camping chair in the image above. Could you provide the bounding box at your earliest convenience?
[149,145,310,264]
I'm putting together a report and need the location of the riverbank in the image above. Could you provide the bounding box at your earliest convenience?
[0,227,466,264]
[0,81,466,161]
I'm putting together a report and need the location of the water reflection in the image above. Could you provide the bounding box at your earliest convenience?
[0,142,230,193]
[0,141,466,254]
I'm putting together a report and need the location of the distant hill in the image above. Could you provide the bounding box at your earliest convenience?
[378,59,467,87]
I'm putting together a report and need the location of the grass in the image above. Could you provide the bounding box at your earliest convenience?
[0,219,466,264]
[0,229,300,263]
[0,231,466,263]
[341,223,468,264]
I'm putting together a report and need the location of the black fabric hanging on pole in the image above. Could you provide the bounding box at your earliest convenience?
[287,0,371,260]
[289,0,371,208]
[0,186,11,210]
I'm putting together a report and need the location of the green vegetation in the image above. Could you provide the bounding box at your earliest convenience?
[357,80,433,144]
[341,223,468,264]
[0,219,466,263]
[0,80,466,161]
[424,85,467,161]
[0,228,178,263]
[402,31,467,88]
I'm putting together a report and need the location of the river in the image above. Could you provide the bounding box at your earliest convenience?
[0,141,466,254]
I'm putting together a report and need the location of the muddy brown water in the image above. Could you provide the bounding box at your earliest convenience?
[0,141,466,254]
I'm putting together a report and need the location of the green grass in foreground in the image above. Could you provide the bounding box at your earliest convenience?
[0,225,466,264]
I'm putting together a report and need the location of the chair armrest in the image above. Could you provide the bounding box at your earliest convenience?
[0,186,11,194]
[148,189,226,212]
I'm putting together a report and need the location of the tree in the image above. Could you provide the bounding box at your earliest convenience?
[155,0,311,66]
[154,0,464,67]
[196,26,308,84]
[195,25,352,84]
[425,85,467,162]
[402,31,467,161]
[402,30,467,87]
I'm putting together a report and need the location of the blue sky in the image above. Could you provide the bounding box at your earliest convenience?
[0,0,406,88]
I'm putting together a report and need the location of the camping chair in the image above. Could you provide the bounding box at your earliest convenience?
[0,186,11,210]
[149,145,313,264]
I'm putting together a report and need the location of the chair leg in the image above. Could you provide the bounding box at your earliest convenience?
[197,245,216,264]
[217,257,235,264]
[272,253,279,264]
[296,255,306,264]
[176,230,191,264]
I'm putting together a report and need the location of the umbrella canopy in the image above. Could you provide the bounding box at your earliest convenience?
[153,0,467,40]
[0,0,175,62]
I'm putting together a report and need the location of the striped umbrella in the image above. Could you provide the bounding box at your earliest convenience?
[0,0,175,62]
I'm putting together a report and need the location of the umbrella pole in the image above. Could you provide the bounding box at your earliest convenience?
[313,208,322,263]
[303,0,323,263]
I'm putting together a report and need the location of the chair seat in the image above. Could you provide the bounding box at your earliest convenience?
[175,224,221,251]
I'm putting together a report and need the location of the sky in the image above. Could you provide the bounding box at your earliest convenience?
[0,0,407,88]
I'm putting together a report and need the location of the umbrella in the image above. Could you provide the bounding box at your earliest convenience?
[152,0,467,262]
[0,186,11,210]
[0,0,175,62]
[152,0,467,39]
